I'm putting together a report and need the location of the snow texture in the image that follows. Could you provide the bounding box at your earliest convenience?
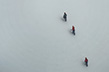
[0,0,109,72]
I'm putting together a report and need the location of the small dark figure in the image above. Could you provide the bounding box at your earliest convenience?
[72,26,75,35]
[85,57,88,67]
[63,12,67,21]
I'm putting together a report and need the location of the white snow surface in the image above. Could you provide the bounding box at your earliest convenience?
[0,0,109,72]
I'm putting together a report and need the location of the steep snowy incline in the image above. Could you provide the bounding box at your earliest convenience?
[0,0,109,72]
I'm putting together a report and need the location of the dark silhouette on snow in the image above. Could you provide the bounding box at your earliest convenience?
[63,12,67,21]
[72,26,75,35]
[84,57,88,67]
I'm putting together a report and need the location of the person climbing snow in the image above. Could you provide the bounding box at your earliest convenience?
[85,57,88,67]
[72,26,75,35]
[63,12,67,21]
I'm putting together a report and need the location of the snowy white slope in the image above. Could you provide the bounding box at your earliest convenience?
[0,0,109,72]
